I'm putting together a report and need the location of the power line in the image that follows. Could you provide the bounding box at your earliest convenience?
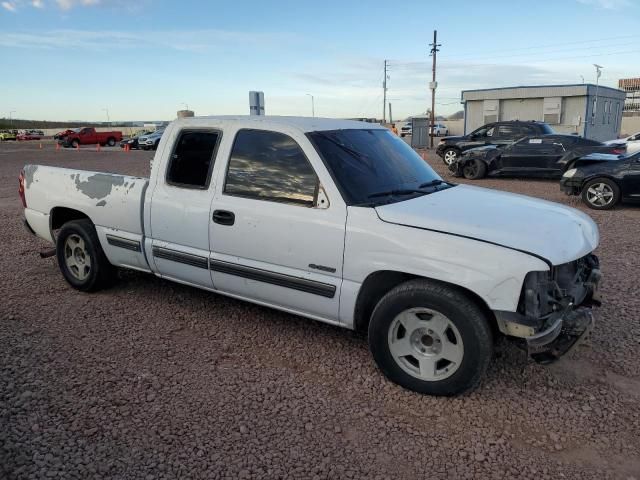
[444,33,640,58]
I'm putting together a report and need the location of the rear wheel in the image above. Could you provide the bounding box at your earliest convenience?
[368,279,493,396]
[581,178,620,210]
[442,148,459,166]
[56,219,116,292]
[462,159,487,180]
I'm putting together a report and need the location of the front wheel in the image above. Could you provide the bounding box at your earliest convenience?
[442,148,459,166]
[107,137,116,147]
[368,279,493,396]
[581,178,620,210]
[56,219,116,292]
[462,159,487,180]
[71,139,80,148]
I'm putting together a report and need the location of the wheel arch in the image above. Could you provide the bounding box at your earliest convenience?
[353,270,498,336]
[50,206,93,233]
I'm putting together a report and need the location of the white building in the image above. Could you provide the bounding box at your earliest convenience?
[461,84,626,142]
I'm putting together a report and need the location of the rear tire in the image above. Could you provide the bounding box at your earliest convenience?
[581,177,620,210]
[368,279,493,396]
[56,219,116,292]
[462,159,487,180]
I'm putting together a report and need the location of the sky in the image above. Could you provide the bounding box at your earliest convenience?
[1,0,640,122]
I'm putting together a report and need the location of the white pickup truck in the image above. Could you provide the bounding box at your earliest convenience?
[20,116,601,396]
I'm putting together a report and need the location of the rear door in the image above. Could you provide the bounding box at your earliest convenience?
[499,137,564,175]
[209,127,346,322]
[491,123,523,147]
[148,128,221,288]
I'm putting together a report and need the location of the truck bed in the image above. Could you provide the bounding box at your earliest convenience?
[23,165,149,269]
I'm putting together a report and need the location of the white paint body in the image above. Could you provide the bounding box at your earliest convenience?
[604,131,640,155]
[23,116,599,330]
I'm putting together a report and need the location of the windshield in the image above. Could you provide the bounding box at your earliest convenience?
[307,129,445,205]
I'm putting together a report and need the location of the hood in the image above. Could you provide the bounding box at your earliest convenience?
[441,135,466,142]
[464,144,498,154]
[375,184,599,266]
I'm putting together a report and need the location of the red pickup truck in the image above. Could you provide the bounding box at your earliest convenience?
[59,128,123,148]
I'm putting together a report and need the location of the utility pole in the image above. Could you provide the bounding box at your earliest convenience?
[306,93,315,117]
[429,30,441,148]
[9,110,16,127]
[383,60,388,123]
[389,102,393,124]
[593,64,603,125]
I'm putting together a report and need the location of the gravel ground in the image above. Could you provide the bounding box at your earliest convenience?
[1,141,639,479]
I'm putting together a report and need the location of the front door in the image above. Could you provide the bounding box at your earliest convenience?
[622,155,640,202]
[149,128,221,288]
[209,128,346,322]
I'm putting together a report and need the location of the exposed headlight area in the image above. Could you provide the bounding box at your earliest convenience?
[563,168,578,178]
[519,254,600,319]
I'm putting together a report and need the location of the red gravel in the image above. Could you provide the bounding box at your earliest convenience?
[1,141,639,479]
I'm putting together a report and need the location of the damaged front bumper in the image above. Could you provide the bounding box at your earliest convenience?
[495,254,601,363]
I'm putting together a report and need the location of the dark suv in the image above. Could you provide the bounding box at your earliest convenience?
[436,121,555,165]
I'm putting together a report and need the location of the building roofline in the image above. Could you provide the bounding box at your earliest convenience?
[461,83,625,96]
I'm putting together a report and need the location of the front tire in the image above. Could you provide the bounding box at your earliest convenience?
[368,279,493,396]
[462,159,487,180]
[442,148,459,166]
[71,139,80,148]
[107,137,116,147]
[56,219,116,292]
[581,177,620,210]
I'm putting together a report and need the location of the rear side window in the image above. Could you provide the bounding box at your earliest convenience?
[166,130,220,188]
[496,125,520,137]
[224,129,318,206]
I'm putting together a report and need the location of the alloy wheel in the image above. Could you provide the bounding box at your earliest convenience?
[387,307,464,381]
[586,182,614,207]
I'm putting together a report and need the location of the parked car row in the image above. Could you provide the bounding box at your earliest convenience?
[439,120,638,210]
[0,129,45,141]
[119,129,165,150]
[399,122,449,138]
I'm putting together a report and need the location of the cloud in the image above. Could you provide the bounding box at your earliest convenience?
[0,28,297,52]
[56,0,99,10]
[1,1,17,11]
[31,0,44,7]
[576,0,632,9]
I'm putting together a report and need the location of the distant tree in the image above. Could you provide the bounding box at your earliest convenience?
[448,110,464,120]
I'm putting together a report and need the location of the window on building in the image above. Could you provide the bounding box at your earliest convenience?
[166,130,220,188]
[225,129,318,206]
[591,99,597,125]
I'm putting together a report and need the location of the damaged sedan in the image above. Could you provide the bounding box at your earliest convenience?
[449,134,624,180]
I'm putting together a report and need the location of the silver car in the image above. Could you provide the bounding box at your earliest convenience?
[138,129,165,151]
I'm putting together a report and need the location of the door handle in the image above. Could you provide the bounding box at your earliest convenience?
[212,210,235,226]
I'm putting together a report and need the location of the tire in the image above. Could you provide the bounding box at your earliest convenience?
[71,139,79,148]
[462,159,487,180]
[107,137,116,147]
[368,279,493,396]
[581,177,620,210]
[56,219,116,292]
[442,148,459,166]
